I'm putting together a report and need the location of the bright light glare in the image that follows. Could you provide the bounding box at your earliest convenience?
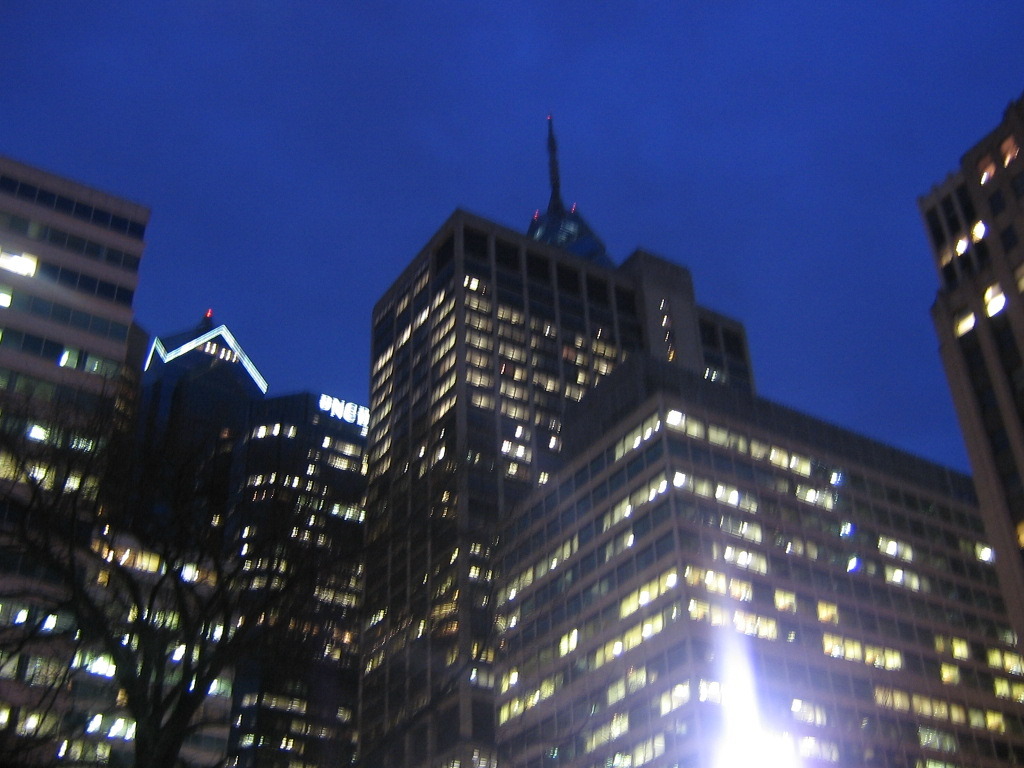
[714,636,799,768]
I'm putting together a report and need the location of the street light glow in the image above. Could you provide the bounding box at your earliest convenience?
[713,634,799,768]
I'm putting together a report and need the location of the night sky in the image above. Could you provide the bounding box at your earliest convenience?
[4,4,1024,473]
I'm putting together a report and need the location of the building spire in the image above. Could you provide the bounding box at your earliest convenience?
[547,115,565,214]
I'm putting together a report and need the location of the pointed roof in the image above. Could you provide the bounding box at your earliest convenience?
[143,310,268,394]
[526,116,612,267]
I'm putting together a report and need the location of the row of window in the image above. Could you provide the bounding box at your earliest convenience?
[0,209,141,272]
[505,456,1000,660]
[499,628,1024,766]
[0,284,129,341]
[0,326,120,377]
[0,248,133,305]
[0,174,146,239]
[512,401,985,585]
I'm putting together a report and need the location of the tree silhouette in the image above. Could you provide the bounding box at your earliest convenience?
[0,387,323,768]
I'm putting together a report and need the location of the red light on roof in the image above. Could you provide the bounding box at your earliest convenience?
[571,202,577,213]
[205,308,214,318]
[533,209,540,220]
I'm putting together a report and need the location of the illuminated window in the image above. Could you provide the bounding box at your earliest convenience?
[559,629,578,656]
[954,310,976,337]
[0,250,37,276]
[817,601,839,624]
[985,283,1006,316]
[659,683,689,715]
[940,663,960,685]
[26,424,49,442]
[980,156,997,184]
[775,590,797,612]
[1002,136,1020,167]
[951,638,969,660]
[986,710,1006,733]
[792,698,827,726]
[878,536,913,562]
[721,545,767,574]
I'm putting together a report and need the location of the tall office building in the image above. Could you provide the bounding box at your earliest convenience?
[0,157,155,764]
[361,124,752,768]
[143,318,370,768]
[497,355,1024,768]
[919,90,1024,637]
[140,311,269,516]
[0,155,149,412]
[228,391,367,768]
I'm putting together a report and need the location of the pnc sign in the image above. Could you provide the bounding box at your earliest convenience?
[318,394,370,428]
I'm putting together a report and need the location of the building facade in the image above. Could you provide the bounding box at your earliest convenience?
[0,156,155,764]
[919,91,1024,637]
[228,391,367,768]
[362,170,751,766]
[497,356,1024,768]
[0,155,149,411]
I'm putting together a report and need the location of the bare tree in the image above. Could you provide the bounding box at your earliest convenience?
[0,386,324,768]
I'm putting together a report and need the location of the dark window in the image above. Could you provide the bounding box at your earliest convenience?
[942,261,957,288]
[615,286,636,314]
[66,234,87,254]
[925,207,945,247]
[557,264,581,295]
[699,319,718,347]
[495,240,519,272]
[586,275,609,305]
[72,201,94,222]
[526,252,550,283]
[464,228,489,261]
[989,189,1007,216]
[1001,225,1019,252]
[16,183,38,202]
[974,239,990,269]
[722,328,745,358]
[70,310,90,330]
[1013,173,1024,200]
[941,194,959,233]
[955,184,977,222]
[434,235,454,272]
[95,281,116,300]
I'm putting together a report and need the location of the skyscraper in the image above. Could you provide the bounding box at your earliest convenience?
[229,392,367,768]
[497,355,1023,768]
[361,124,752,768]
[142,317,369,768]
[919,90,1024,637]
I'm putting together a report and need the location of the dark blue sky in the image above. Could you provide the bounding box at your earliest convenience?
[4,3,1023,472]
